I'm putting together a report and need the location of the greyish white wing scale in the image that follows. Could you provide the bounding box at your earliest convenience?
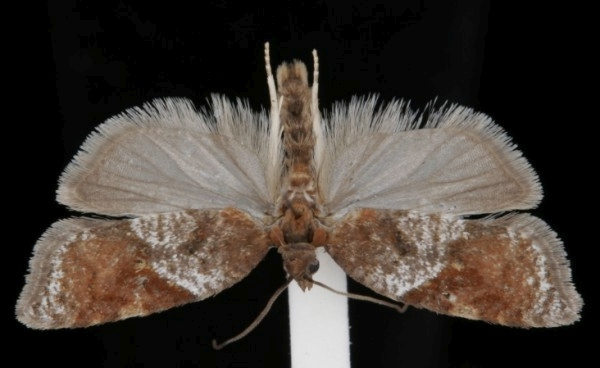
[317,99,542,218]
[57,97,279,218]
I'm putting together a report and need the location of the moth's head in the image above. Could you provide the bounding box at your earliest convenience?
[277,243,319,291]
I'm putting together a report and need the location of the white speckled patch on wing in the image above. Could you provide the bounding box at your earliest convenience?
[325,209,466,299]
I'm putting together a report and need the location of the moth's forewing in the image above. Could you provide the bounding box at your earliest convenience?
[17,208,270,329]
[325,208,581,327]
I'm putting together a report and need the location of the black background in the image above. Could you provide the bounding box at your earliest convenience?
[9,1,592,367]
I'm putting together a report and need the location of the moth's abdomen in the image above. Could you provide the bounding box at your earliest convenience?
[277,61,315,179]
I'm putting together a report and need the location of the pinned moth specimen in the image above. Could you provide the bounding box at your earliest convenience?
[16,43,581,332]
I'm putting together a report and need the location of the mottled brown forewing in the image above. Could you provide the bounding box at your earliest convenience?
[17,208,270,329]
[326,208,580,327]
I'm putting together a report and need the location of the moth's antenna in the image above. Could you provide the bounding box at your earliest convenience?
[312,279,408,313]
[265,42,278,115]
[312,49,319,112]
[311,49,325,172]
[265,42,282,198]
[212,277,293,350]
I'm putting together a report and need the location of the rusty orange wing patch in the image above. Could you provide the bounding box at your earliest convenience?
[325,208,581,327]
[16,208,270,329]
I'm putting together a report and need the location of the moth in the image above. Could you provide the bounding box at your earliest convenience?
[17,43,581,331]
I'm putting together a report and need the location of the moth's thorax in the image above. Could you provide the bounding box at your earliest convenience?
[280,199,316,243]
[274,194,323,289]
